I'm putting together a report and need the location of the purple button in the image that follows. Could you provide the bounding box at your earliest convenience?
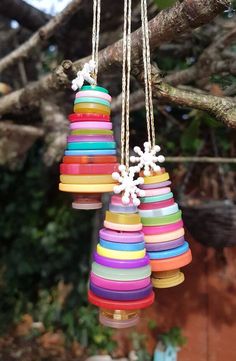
[145,237,185,252]
[139,180,172,189]
[68,135,114,142]
[90,282,153,301]
[93,252,150,268]
[99,228,144,243]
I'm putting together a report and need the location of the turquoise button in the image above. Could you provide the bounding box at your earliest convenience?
[100,239,145,251]
[74,97,110,107]
[67,142,116,150]
[81,85,108,94]
[65,149,116,156]
[140,192,173,203]
[148,242,189,259]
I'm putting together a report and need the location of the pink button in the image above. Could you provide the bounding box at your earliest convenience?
[104,220,142,232]
[76,90,112,102]
[70,121,112,130]
[142,187,171,197]
[139,198,175,210]
[142,220,183,235]
[111,195,135,206]
[90,272,150,291]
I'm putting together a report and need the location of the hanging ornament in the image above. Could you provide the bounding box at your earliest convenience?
[88,0,154,328]
[138,169,192,288]
[136,0,192,288]
[112,165,145,206]
[88,194,154,328]
[59,0,119,210]
[130,141,165,176]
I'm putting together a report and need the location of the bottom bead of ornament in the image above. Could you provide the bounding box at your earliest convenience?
[151,269,185,289]
[72,193,102,210]
[99,309,140,328]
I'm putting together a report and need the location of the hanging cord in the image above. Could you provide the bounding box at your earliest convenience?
[121,0,132,168]
[91,0,101,84]
[141,0,156,147]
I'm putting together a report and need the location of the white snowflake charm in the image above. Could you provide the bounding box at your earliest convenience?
[112,165,145,206]
[130,141,165,177]
[71,60,96,91]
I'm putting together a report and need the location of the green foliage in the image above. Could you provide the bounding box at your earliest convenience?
[211,74,236,88]
[0,144,116,354]
[130,332,151,361]
[155,0,176,9]
[180,117,202,153]
[76,306,116,354]
[147,319,158,330]
[159,327,187,348]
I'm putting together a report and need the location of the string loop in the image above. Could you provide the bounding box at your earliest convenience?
[121,0,132,168]
[141,0,156,147]
[92,0,101,84]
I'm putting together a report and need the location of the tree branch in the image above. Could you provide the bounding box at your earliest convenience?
[0,0,50,31]
[131,63,236,128]
[0,0,229,116]
[165,156,236,163]
[0,0,82,73]
[154,77,236,128]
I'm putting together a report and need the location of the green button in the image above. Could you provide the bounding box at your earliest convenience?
[92,263,151,281]
[140,192,173,203]
[74,97,110,107]
[81,85,109,94]
[141,210,182,226]
[67,142,116,150]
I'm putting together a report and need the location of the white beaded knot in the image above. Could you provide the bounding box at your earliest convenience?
[71,60,96,91]
[130,141,165,176]
[112,165,145,206]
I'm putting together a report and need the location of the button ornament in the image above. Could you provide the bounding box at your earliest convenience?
[59,85,118,210]
[131,142,192,289]
[88,194,154,328]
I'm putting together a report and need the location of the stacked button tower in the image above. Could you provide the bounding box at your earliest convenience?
[59,85,118,210]
[138,169,192,289]
[88,194,154,328]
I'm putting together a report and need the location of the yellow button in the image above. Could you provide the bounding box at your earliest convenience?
[97,244,146,260]
[143,172,170,184]
[74,103,111,115]
[60,175,115,184]
[152,269,184,288]
[105,211,141,225]
[59,183,115,193]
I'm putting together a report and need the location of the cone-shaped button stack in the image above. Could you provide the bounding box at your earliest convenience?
[59,85,118,210]
[138,169,192,288]
[88,195,154,328]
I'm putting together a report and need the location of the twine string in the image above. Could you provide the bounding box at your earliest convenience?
[121,0,132,167]
[92,0,101,84]
[141,0,156,147]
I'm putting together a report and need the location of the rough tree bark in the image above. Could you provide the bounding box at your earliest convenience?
[0,0,236,127]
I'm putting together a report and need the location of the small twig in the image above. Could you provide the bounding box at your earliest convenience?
[14,37,28,87]
[165,156,236,163]
[0,121,44,137]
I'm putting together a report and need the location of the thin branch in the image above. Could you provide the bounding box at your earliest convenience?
[0,0,230,116]
[154,77,236,128]
[0,122,44,137]
[165,156,236,163]
[0,0,82,73]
